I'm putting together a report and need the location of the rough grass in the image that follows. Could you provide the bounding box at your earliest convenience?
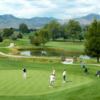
[0,55,61,63]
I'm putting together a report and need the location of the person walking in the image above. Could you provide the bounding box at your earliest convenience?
[80,60,86,68]
[63,69,66,83]
[23,68,27,78]
[49,73,55,88]
[53,68,55,76]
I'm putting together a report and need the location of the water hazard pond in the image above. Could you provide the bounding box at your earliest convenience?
[20,50,90,59]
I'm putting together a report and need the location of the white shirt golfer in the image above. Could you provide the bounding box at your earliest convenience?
[50,74,55,82]
[63,69,66,82]
[49,74,55,87]
[63,71,66,76]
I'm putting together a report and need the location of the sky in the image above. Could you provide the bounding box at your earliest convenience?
[0,0,100,19]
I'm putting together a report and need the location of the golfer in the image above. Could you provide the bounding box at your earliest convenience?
[49,73,55,88]
[53,68,55,76]
[23,68,27,78]
[63,69,66,83]
[80,60,86,68]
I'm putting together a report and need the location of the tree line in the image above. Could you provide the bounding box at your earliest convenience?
[43,19,87,42]
[0,23,36,41]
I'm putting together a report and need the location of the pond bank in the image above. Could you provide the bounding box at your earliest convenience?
[17,47,85,55]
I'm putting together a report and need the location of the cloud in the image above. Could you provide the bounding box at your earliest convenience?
[0,0,100,19]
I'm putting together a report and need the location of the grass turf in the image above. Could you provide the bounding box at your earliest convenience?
[0,35,100,100]
[0,60,100,100]
[0,70,92,96]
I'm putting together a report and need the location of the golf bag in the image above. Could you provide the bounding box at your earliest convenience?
[83,68,90,75]
[95,71,100,76]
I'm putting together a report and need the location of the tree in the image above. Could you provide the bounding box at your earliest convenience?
[84,19,100,62]
[17,32,23,38]
[78,34,84,42]
[3,28,13,37]
[11,34,17,40]
[60,23,68,41]
[10,27,14,30]
[33,36,41,46]
[34,31,39,37]
[48,20,61,41]
[29,36,34,44]
[84,25,90,31]
[19,23,28,34]
[38,29,50,47]
[43,23,49,29]
[30,29,50,46]
[0,32,3,42]
[0,36,3,42]
[65,20,81,42]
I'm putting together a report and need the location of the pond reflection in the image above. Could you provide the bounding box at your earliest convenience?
[20,50,90,59]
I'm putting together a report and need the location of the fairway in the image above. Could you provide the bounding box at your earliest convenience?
[0,70,92,96]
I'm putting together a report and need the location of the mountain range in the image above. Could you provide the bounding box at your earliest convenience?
[0,13,100,28]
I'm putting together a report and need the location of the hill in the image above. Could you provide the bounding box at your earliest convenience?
[0,13,100,28]
[0,14,60,28]
[58,13,100,25]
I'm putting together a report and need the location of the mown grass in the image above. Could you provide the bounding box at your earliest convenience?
[0,60,100,100]
[0,42,10,47]
[45,41,84,51]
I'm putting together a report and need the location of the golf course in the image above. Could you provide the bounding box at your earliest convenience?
[0,32,100,100]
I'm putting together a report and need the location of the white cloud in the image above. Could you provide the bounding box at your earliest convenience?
[0,0,100,19]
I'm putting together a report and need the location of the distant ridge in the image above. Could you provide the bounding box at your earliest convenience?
[0,13,100,28]
[0,14,59,28]
[74,13,100,25]
[58,13,100,26]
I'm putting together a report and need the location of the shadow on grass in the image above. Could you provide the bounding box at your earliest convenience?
[53,86,61,88]
[66,81,72,83]
[26,77,31,78]
[55,78,61,80]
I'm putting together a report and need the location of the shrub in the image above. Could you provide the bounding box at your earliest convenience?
[17,32,23,38]
[73,56,77,62]
[3,28,14,37]
[30,36,34,44]
[11,34,17,40]
[33,36,40,46]
[29,35,31,39]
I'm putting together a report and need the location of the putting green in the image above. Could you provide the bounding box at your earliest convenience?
[0,70,93,96]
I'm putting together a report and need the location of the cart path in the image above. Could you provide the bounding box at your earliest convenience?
[0,43,14,48]
[61,59,73,64]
